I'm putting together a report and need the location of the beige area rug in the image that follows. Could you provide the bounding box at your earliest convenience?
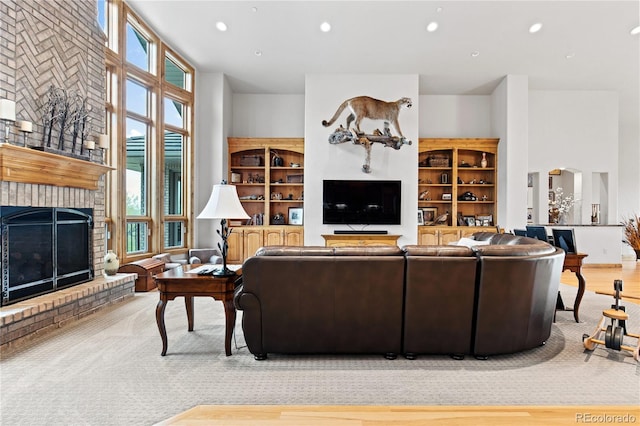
[1,284,639,426]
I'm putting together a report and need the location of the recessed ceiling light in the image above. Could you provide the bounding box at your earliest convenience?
[251,7,258,12]
[565,52,576,59]
[320,22,331,32]
[529,22,543,33]
[471,51,480,57]
[426,22,438,32]
[254,50,262,57]
[436,7,443,13]
[215,21,227,32]
[631,25,640,35]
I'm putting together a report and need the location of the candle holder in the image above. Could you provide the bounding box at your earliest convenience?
[97,134,109,164]
[16,120,33,146]
[84,139,95,159]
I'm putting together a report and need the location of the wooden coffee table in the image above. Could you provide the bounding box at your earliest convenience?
[154,264,241,356]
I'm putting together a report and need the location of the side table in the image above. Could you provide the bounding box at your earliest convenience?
[556,252,588,323]
[154,264,241,356]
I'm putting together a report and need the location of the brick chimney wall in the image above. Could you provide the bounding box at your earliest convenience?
[0,0,108,275]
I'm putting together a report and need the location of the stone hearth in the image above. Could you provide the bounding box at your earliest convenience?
[0,274,136,348]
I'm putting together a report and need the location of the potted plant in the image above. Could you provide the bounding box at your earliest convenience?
[621,214,640,260]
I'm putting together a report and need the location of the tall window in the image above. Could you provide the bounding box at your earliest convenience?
[102,0,194,261]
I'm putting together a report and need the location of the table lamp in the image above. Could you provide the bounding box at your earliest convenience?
[197,181,249,276]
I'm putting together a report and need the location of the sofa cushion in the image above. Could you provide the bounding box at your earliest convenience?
[255,246,334,256]
[332,246,404,256]
[402,245,474,257]
[473,243,556,256]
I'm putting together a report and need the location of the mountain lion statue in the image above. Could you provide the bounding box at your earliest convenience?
[322,96,412,138]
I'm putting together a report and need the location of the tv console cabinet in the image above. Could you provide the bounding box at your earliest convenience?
[322,234,401,247]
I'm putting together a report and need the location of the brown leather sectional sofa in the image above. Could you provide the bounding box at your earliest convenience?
[234,233,565,360]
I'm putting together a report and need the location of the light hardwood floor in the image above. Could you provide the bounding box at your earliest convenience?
[158,405,640,425]
[158,261,640,426]
[566,260,639,303]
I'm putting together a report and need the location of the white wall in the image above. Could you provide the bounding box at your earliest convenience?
[419,95,492,138]
[232,94,305,137]
[304,74,419,246]
[491,75,529,232]
[618,121,640,221]
[193,72,233,248]
[528,91,619,225]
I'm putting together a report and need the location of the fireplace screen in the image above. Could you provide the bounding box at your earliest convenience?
[1,207,94,306]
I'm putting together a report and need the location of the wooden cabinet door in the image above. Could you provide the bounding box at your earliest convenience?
[226,230,244,264]
[459,228,477,239]
[439,229,461,245]
[244,228,264,258]
[264,227,284,246]
[284,227,303,246]
[418,228,439,245]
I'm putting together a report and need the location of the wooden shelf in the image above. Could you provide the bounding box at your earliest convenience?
[0,143,113,190]
[418,138,499,228]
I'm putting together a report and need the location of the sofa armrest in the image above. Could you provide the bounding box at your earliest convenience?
[233,288,264,356]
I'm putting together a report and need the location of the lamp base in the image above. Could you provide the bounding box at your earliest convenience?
[211,267,236,277]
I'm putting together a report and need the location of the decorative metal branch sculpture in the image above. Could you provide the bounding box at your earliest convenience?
[71,94,88,153]
[56,89,72,150]
[37,86,92,157]
[39,85,59,148]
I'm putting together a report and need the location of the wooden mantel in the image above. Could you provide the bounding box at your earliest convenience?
[0,143,113,190]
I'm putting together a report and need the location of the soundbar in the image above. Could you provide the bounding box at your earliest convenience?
[334,230,388,235]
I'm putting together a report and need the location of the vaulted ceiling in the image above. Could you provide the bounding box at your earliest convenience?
[128,1,639,128]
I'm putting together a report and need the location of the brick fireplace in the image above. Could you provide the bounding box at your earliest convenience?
[0,1,136,347]
[0,146,135,347]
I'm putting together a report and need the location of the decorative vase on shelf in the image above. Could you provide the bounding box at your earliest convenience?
[559,214,568,225]
[104,250,120,276]
[480,152,488,168]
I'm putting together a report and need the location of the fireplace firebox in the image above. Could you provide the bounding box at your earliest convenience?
[1,207,94,306]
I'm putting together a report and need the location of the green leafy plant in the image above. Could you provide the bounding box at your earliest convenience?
[621,214,640,249]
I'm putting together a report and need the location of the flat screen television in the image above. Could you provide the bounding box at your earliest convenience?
[323,180,401,225]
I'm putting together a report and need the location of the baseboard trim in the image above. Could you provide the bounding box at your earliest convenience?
[582,263,622,268]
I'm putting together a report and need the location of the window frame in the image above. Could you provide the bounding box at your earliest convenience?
[103,0,194,263]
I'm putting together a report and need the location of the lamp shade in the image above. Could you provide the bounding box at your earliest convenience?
[197,184,250,220]
[0,99,16,122]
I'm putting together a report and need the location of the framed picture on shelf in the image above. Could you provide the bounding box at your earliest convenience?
[288,207,303,225]
[442,193,452,201]
[476,214,493,226]
[464,216,476,226]
[422,207,437,225]
[418,210,424,225]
